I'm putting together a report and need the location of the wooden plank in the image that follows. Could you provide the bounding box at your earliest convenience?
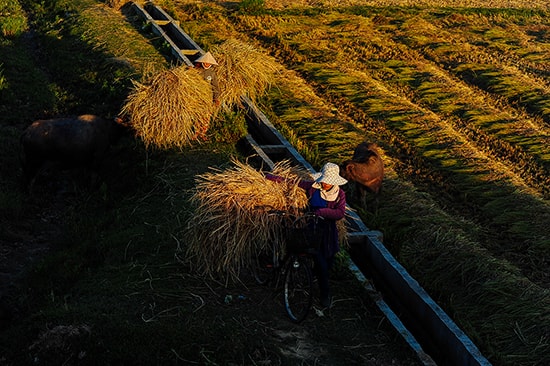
[181,49,199,55]
[165,22,203,53]
[347,255,437,366]
[349,233,492,366]
[243,134,275,170]
[241,95,315,174]
[131,3,194,67]
[257,145,287,154]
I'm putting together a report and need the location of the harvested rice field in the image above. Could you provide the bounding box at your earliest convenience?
[0,0,548,365]
[164,1,549,365]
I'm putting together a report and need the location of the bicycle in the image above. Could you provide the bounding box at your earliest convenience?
[252,209,325,323]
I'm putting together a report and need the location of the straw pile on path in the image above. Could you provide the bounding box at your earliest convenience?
[212,38,281,109]
[121,65,214,149]
[183,159,310,280]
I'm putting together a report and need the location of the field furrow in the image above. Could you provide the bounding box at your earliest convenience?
[228,10,550,287]
[329,11,550,171]
[258,59,550,366]
[431,11,550,78]
[335,19,550,197]
[380,10,550,127]
[185,6,549,364]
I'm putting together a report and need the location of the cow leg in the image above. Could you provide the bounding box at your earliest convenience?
[88,158,103,190]
[375,185,383,208]
[357,182,368,208]
[22,158,42,194]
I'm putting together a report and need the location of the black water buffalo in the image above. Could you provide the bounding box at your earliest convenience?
[20,114,128,190]
[340,142,384,205]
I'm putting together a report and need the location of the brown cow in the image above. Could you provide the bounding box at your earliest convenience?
[20,114,128,190]
[340,142,384,206]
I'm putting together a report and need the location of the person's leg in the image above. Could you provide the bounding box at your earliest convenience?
[314,251,331,307]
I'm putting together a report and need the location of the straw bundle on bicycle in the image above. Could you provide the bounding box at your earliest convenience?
[120,65,214,149]
[211,38,281,109]
[183,158,310,280]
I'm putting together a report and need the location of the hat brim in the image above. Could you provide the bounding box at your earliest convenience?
[195,52,218,65]
[312,172,348,186]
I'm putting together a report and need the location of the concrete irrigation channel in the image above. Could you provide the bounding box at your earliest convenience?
[131,2,492,365]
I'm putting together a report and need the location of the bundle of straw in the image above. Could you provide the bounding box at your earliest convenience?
[211,38,281,108]
[183,158,310,280]
[121,65,214,149]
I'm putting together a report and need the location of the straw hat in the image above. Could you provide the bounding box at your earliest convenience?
[312,163,348,186]
[195,52,218,65]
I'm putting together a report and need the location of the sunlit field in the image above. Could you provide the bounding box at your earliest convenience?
[0,0,548,365]
[169,1,549,364]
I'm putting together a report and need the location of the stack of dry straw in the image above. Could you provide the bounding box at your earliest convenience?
[121,38,281,149]
[121,66,214,149]
[183,159,310,280]
[211,38,281,108]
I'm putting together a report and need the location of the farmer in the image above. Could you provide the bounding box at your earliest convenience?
[194,51,220,105]
[266,162,347,308]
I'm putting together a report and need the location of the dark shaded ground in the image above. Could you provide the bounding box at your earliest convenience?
[0,177,73,324]
[0,150,423,365]
[0,7,422,360]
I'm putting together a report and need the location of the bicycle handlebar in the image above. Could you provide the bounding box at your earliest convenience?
[253,205,324,222]
[267,209,324,221]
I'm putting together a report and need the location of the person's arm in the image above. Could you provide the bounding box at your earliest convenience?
[210,72,220,104]
[264,172,283,183]
[298,179,313,190]
[265,172,312,188]
[314,190,346,220]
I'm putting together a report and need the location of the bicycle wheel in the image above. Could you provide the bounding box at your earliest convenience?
[283,255,313,323]
[252,250,276,285]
